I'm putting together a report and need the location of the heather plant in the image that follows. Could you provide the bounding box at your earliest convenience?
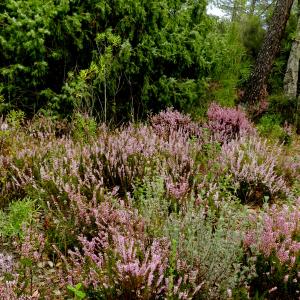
[206,102,255,144]
[244,200,300,298]
[133,176,248,299]
[97,124,161,193]
[61,200,171,299]
[280,153,300,186]
[65,201,207,299]
[0,252,40,300]
[219,136,289,203]
[0,226,47,299]
[0,117,10,152]
[1,112,203,205]
[0,107,299,299]
[150,108,201,139]
[19,226,45,282]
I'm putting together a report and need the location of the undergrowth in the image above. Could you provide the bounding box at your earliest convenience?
[0,105,299,299]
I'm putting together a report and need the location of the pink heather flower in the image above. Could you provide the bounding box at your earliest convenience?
[244,232,256,248]
[150,108,201,139]
[244,201,300,268]
[166,176,189,200]
[206,102,255,143]
[0,253,14,275]
[220,136,289,201]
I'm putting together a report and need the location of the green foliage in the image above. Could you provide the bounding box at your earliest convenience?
[133,176,169,237]
[6,109,25,129]
[0,0,254,120]
[0,198,37,237]
[257,113,292,144]
[208,21,251,107]
[241,15,265,60]
[0,0,209,119]
[67,283,86,300]
[71,113,97,142]
[267,94,300,131]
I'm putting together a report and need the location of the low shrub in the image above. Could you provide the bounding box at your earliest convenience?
[220,136,289,203]
[0,198,37,238]
[0,107,298,299]
[150,108,201,139]
[244,200,300,299]
[206,102,255,144]
[257,114,292,144]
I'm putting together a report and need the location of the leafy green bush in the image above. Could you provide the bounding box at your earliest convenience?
[267,94,300,131]
[257,114,292,144]
[0,198,37,238]
[6,110,25,130]
[71,113,97,142]
[0,0,250,120]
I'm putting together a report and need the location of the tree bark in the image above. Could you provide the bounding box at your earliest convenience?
[242,0,294,105]
[284,6,300,98]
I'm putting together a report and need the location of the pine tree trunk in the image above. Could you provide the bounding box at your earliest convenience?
[242,0,294,105]
[284,8,300,98]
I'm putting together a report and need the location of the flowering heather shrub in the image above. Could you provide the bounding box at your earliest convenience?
[1,112,204,206]
[0,231,45,300]
[96,124,161,193]
[0,129,69,203]
[150,107,201,139]
[62,198,207,299]
[20,227,45,264]
[70,235,170,299]
[64,200,169,299]
[206,102,255,143]
[220,136,289,203]
[0,253,15,278]
[281,154,300,184]
[166,175,189,200]
[39,123,201,200]
[0,253,20,299]
[1,108,300,299]
[244,200,300,298]
[160,129,198,194]
[26,115,70,139]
